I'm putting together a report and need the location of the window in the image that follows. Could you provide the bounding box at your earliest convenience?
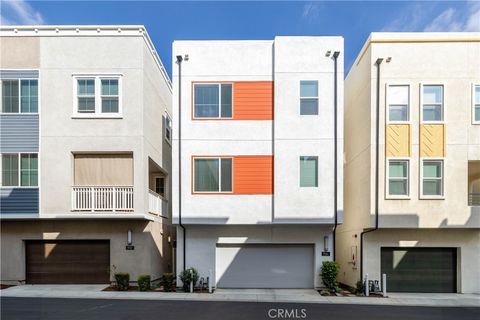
[194,83,232,118]
[300,81,319,115]
[422,85,443,122]
[165,114,172,144]
[1,153,37,187]
[1,79,38,113]
[474,84,480,123]
[101,79,119,113]
[193,157,232,192]
[155,176,165,196]
[300,156,318,187]
[74,76,121,117]
[388,160,409,196]
[422,160,443,197]
[388,85,409,122]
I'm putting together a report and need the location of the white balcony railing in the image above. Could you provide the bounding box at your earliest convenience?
[148,190,168,217]
[469,193,480,206]
[72,186,134,212]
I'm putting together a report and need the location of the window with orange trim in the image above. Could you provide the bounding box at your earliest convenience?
[193,157,233,193]
[193,83,233,119]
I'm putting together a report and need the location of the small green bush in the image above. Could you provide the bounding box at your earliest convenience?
[114,272,130,291]
[137,274,151,292]
[179,267,199,291]
[162,273,175,292]
[320,261,340,292]
[355,280,365,294]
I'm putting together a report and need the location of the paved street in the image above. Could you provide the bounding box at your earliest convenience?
[1,297,479,320]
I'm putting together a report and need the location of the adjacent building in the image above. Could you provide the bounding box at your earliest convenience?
[172,37,344,288]
[337,32,480,293]
[0,26,173,284]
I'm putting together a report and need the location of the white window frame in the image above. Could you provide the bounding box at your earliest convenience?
[192,83,234,120]
[299,80,319,116]
[0,152,39,188]
[386,158,410,199]
[420,158,445,199]
[0,78,39,114]
[386,84,411,124]
[165,112,172,145]
[192,156,234,194]
[473,83,480,125]
[72,74,122,118]
[299,155,319,188]
[420,83,445,124]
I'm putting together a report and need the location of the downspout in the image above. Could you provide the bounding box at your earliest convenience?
[360,58,383,281]
[332,51,340,261]
[176,55,186,272]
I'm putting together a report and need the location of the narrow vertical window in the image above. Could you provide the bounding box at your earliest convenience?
[220,158,233,192]
[165,114,172,143]
[20,80,38,113]
[155,176,165,196]
[101,79,119,113]
[1,154,19,186]
[422,85,443,122]
[474,85,480,123]
[388,85,409,122]
[422,160,443,196]
[1,80,19,113]
[300,81,319,115]
[300,156,318,187]
[20,154,38,187]
[388,160,409,196]
[77,79,95,113]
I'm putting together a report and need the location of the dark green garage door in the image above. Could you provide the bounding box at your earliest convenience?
[381,247,456,293]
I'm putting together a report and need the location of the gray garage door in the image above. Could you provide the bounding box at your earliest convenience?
[216,244,314,288]
[381,247,457,293]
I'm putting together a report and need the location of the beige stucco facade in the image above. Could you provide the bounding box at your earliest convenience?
[337,32,480,293]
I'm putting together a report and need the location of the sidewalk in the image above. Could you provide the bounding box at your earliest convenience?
[1,285,479,307]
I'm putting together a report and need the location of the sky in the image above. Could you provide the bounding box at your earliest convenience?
[1,1,479,76]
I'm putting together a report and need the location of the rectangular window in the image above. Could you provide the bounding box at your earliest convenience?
[388,85,409,122]
[20,80,38,113]
[300,80,319,115]
[1,154,19,186]
[74,76,121,117]
[1,80,19,113]
[155,176,165,196]
[388,160,409,196]
[20,154,38,186]
[101,79,119,113]
[193,157,232,192]
[194,83,233,118]
[422,85,443,122]
[474,84,480,123]
[300,156,318,187]
[165,114,172,143]
[422,160,444,197]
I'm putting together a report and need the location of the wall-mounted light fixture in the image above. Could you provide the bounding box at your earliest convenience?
[127,229,133,245]
[323,236,329,252]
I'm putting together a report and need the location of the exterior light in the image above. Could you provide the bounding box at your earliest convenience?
[325,50,331,57]
[127,229,133,245]
[386,57,392,63]
[324,235,329,252]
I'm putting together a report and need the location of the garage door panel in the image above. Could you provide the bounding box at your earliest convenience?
[381,247,456,293]
[216,244,314,289]
[26,240,110,284]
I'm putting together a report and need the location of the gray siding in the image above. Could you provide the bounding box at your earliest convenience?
[0,188,39,215]
[0,70,39,79]
[0,114,39,152]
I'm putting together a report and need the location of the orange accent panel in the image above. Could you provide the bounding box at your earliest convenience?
[233,82,274,120]
[233,156,273,194]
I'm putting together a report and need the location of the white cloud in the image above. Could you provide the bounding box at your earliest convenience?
[382,1,480,32]
[0,0,45,26]
[302,2,322,24]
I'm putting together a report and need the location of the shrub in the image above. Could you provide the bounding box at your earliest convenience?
[114,272,130,291]
[179,267,199,291]
[137,274,151,292]
[355,280,365,294]
[162,273,175,292]
[320,261,340,292]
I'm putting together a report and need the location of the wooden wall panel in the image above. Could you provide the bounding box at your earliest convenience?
[386,124,411,157]
[420,124,446,157]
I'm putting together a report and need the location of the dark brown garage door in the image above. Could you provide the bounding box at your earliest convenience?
[381,247,456,293]
[26,240,110,284]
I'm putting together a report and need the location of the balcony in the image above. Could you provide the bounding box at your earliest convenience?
[148,190,168,217]
[72,186,133,212]
[468,161,480,206]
